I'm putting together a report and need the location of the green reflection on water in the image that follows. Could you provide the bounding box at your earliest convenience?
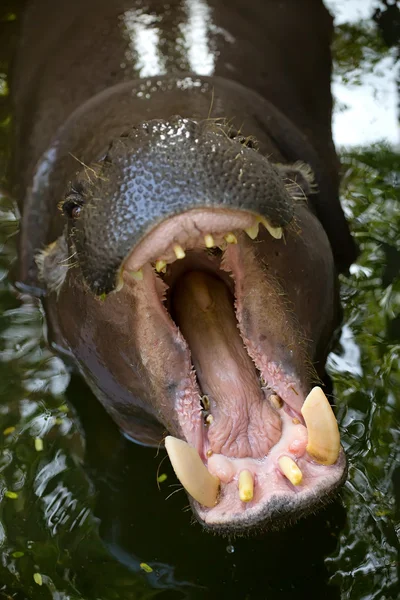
[0,2,399,600]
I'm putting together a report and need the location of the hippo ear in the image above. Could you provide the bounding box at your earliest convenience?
[35,234,69,294]
[275,161,318,200]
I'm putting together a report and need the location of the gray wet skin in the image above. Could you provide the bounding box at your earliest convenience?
[12,0,356,534]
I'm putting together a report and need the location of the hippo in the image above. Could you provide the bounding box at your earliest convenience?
[11,0,356,534]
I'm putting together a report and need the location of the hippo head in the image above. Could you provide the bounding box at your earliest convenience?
[37,116,347,534]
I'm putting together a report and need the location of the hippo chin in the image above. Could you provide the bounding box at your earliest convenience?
[12,0,356,534]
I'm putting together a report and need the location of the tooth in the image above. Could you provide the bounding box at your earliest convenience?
[301,386,340,465]
[259,217,283,239]
[245,222,259,240]
[202,395,210,411]
[115,278,124,292]
[224,232,237,244]
[270,394,283,410]
[278,456,303,486]
[204,234,215,248]
[206,414,214,425]
[238,470,254,502]
[173,244,186,259]
[155,260,167,273]
[130,270,143,281]
[164,436,220,508]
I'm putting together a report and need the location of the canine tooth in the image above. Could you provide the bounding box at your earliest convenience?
[259,217,283,240]
[173,244,186,259]
[204,234,215,248]
[224,232,237,244]
[238,470,254,502]
[206,449,213,458]
[206,414,214,425]
[130,270,143,281]
[301,386,340,465]
[245,222,259,240]
[292,418,300,425]
[164,436,220,508]
[155,260,167,273]
[278,456,303,486]
[270,394,283,410]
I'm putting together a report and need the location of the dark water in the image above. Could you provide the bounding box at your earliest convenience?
[0,2,399,599]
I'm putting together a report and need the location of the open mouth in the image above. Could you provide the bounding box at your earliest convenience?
[120,207,346,532]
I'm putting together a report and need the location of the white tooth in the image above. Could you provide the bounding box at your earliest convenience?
[204,234,215,248]
[278,456,303,486]
[165,436,220,508]
[301,386,340,465]
[259,218,283,239]
[245,222,259,240]
[173,244,186,259]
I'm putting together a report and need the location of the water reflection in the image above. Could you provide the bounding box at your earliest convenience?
[180,0,215,76]
[123,10,167,77]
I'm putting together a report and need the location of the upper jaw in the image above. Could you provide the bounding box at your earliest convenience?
[68,117,294,296]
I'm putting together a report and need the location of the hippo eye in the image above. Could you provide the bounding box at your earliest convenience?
[62,194,84,219]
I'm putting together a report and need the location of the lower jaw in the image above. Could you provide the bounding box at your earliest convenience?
[177,386,347,532]
[194,448,347,534]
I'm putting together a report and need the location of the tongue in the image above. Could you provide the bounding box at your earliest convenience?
[172,271,281,458]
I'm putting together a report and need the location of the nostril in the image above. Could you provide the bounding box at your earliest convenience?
[228,129,258,149]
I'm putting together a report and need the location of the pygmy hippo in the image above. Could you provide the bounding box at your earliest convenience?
[11,0,356,534]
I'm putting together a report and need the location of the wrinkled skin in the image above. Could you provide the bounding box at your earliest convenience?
[12,0,356,534]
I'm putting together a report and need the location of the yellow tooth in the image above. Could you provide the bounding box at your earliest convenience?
[224,232,237,244]
[270,394,283,410]
[164,436,220,508]
[244,222,259,240]
[204,234,215,248]
[130,270,143,281]
[173,244,186,259]
[202,395,210,411]
[301,386,340,465]
[278,456,303,486]
[155,260,167,273]
[259,218,283,239]
[115,277,124,292]
[238,470,254,502]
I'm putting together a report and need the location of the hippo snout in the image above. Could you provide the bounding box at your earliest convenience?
[63,117,294,295]
[42,113,347,534]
